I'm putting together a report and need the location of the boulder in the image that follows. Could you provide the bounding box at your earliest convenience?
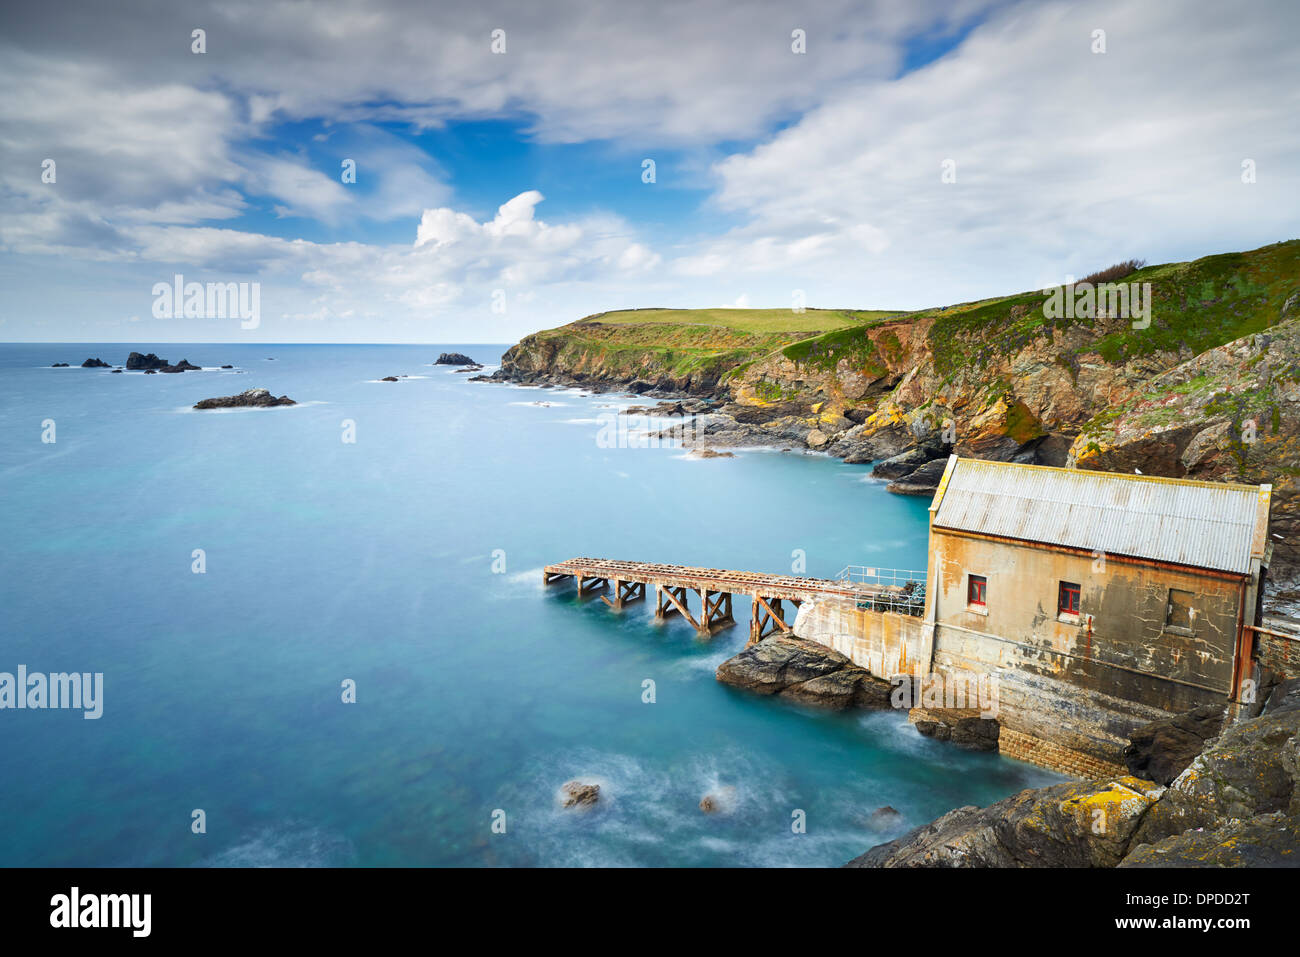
[193,388,296,410]
[436,352,477,365]
[913,712,1000,750]
[871,446,943,480]
[687,448,734,459]
[716,635,891,711]
[886,458,951,495]
[1122,703,1225,786]
[560,781,600,809]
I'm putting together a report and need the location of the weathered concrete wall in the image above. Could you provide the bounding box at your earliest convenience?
[792,598,926,679]
[929,529,1241,707]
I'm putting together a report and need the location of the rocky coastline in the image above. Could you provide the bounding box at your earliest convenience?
[847,678,1300,867]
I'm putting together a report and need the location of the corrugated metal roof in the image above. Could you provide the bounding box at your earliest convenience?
[931,457,1267,575]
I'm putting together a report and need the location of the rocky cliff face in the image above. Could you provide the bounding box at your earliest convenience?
[486,240,1300,569]
[848,679,1300,868]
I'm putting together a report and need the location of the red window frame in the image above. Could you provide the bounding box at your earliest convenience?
[1059,581,1081,616]
[968,575,987,607]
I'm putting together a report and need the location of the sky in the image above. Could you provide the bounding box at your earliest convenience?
[1,0,1298,344]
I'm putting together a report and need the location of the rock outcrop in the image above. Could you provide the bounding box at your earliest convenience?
[847,777,1165,868]
[159,359,201,373]
[193,388,296,409]
[850,684,1300,868]
[81,357,110,368]
[1122,703,1225,786]
[435,352,477,365]
[715,635,892,710]
[126,351,168,370]
[480,240,1300,592]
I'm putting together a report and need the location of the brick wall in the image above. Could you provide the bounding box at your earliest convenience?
[997,726,1130,780]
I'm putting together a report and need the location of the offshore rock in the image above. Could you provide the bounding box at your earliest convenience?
[126,351,168,370]
[560,781,600,809]
[193,388,296,410]
[81,357,110,368]
[436,352,477,365]
[159,359,201,373]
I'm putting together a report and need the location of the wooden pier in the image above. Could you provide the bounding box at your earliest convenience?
[543,557,903,641]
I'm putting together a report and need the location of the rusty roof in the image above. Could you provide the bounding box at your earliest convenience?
[929,456,1271,575]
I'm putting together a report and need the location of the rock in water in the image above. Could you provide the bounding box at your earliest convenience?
[1122,703,1225,786]
[126,351,168,370]
[380,376,399,382]
[51,362,69,367]
[159,359,201,373]
[716,635,892,710]
[561,781,600,809]
[436,352,476,365]
[81,357,110,368]
[687,448,735,459]
[193,388,296,410]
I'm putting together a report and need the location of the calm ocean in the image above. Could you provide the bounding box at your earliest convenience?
[0,343,1061,866]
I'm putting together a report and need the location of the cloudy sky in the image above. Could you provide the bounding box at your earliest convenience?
[2,0,1297,343]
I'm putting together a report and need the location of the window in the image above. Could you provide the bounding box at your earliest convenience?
[968,574,987,607]
[1167,589,1195,632]
[1058,581,1081,617]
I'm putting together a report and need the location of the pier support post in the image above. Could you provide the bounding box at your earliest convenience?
[749,596,792,644]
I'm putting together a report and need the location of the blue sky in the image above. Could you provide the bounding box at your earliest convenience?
[1,0,1297,343]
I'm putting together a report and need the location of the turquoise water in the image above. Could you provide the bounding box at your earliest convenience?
[0,343,1061,867]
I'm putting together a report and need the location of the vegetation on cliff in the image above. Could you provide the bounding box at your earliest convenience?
[488,239,1300,566]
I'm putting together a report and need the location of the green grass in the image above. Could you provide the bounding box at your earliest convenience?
[579,307,901,335]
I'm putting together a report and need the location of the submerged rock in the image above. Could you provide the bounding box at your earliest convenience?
[193,388,296,410]
[687,448,735,459]
[436,352,477,365]
[560,780,600,809]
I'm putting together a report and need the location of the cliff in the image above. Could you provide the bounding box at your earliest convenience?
[486,240,1300,571]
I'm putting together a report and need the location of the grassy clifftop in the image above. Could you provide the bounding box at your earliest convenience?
[493,306,903,393]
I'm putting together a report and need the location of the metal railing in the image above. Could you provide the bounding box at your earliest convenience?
[836,565,928,617]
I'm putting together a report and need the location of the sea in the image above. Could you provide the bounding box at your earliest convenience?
[0,343,1062,866]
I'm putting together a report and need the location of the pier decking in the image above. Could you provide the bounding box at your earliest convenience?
[543,558,924,640]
